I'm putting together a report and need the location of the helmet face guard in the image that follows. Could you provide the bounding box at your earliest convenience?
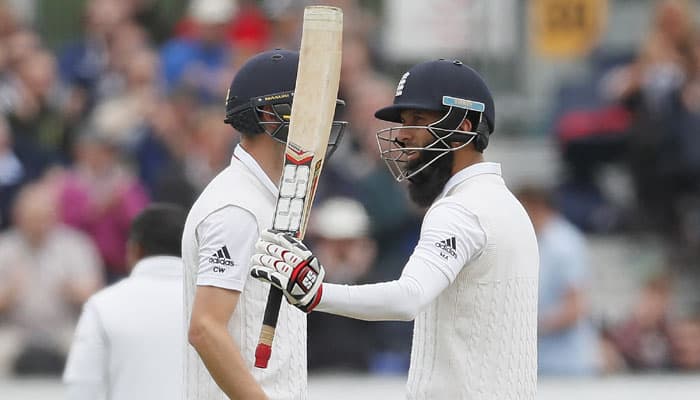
[374,60,495,181]
[376,97,484,182]
[227,90,348,159]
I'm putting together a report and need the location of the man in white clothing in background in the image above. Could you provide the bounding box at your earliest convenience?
[63,203,187,400]
[251,59,540,399]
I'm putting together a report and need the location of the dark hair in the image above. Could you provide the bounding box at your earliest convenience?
[129,203,187,257]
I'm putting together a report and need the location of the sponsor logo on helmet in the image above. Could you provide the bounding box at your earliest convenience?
[442,96,485,112]
[263,93,292,101]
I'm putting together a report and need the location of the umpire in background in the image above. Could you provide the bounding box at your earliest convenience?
[63,203,187,400]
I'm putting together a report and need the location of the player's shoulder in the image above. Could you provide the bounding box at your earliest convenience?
[424,196,481,228]
[213,160,270,196]
[428,193,475,214]
[424,180,517,228]
[189,165,261,212]
[185,170,271,241]
[446,174,522,213]
[84,278,132,312]
[201,163,251,195]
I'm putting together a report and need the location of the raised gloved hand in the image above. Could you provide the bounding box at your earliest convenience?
[250,230,325,313]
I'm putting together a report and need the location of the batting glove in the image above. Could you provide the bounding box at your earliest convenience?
[250,230,325,313]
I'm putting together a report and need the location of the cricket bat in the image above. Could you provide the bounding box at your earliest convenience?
[255,5,343,369]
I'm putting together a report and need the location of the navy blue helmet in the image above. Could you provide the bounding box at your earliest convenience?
[224,49,347,154]
[376,59,494,150]
[375,60,496,182]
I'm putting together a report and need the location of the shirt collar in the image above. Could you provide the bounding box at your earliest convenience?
[130,255,182,278]
[437,161,502,200]
[233,144,279,196]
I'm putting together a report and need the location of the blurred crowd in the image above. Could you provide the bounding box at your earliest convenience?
[0,0,698,381]
[554,0,700,256]
[542,0,700,375]
[517,184,700,376]
[0,0,418,378]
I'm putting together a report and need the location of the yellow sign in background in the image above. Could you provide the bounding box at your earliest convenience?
[531,0,608,58]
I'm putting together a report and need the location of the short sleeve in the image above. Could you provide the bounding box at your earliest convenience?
[409,199,487,283]
[195,206,259,291]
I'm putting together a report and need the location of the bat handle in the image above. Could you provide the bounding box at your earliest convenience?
[255,286,284,368]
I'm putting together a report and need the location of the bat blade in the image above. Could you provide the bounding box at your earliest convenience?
[256,5,343,369]
[272,6,343,238]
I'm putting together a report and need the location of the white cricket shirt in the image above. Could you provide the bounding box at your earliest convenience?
[182,145,308,400]
[63,256,184,400]
[318,162,539,399]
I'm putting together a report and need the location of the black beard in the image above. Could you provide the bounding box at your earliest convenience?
[406,151,454,208]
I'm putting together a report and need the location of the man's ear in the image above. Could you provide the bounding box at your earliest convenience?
[460,118,473,133]
[448,119,474,149]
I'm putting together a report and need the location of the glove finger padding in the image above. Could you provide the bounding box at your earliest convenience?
[250,253,292,274]
[261,230,312,257]
[255,241,305,267]
[250,264,286,290]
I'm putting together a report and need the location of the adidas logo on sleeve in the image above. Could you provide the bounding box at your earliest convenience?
[209,245,234,272]
[435,236,457,259]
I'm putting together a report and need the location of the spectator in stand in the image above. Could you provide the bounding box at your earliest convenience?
[58,132,149,283]
[134,96,199,209]
[603,0,700,248]
[601,270,700,373]
[517,185,600,376]
[2,27,41,72]
[135,103,232,210]
[0,2,19,40]
[306,197,377,372]
[263,0,304,50]
[668,314,700,370]
[160,0,237,103]
[185,106,239,190]
[57,0,131,112]
[226,0,270,56]
[604,0,695,113]
[89,47,161,150]
[0,181,103,376]
[123,0,179,44]
[607,275,674,371]
[0,27,83,174]
[0,116,26,229]
[92,20,152,110]
[175,0,270,59]
[2,46,74,163]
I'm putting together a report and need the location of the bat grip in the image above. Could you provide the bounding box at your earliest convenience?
[255,286,284,368]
